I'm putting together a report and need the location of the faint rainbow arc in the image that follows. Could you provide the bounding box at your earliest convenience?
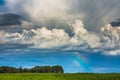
[72,53,93,72]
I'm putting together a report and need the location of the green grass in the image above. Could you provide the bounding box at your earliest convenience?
[0,73,120,80]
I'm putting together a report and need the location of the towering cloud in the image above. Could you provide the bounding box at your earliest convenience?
[0,19,100,50]
[1,0,120,55]
[1,18,120,55]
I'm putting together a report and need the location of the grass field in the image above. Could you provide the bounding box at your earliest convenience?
[0,73,120,80]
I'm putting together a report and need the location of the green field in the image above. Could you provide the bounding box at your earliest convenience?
[0,73,120,80]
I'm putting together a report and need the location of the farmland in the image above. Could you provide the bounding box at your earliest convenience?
[0,73,120,80]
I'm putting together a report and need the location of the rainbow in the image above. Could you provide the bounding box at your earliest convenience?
[72,52,93,72]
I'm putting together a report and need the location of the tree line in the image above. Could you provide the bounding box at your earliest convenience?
[0,65,64,73]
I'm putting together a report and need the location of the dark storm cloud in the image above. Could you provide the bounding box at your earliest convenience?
[111,18,120,27]
[0,13,35,33]
[0,13,21,26]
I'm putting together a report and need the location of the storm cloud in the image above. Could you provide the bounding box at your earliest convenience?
[1,0,120,55]
[0,13,21,26]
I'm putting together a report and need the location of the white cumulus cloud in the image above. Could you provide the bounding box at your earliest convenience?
[1,19,120,55]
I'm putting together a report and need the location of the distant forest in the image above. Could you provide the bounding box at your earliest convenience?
[0,65,64,73]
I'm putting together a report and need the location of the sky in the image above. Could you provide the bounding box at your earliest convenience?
[0,0,120,73]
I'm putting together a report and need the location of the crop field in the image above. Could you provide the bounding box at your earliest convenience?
[0,73,120,80]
